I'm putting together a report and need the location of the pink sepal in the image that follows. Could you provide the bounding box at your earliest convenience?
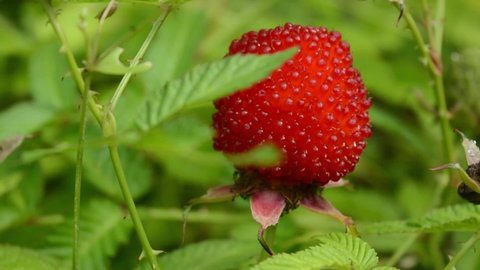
[300,195,358,236]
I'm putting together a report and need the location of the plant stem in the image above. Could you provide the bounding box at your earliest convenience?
[434,0,446,55]
[108,145,160,269]
[108,7,171,112]
[40,0,102,124]
[429,234,445,270]
[386,234,418,267]
[393,2,454,165]
[72,76,90,270]
[40,2,165,269]
[89,0,117,65]
[443,232,480,270]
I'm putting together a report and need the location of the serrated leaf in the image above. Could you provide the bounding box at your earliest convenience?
[94,47,152,75]
[0,102,55,141]
[83,146,152,200]
[317,233,378,269]
[251,233,387,270]
[137,239,258,270]
[361,204,480,234]
[44,199,132,270]
[137,48,297,131]
[0,245,59,270]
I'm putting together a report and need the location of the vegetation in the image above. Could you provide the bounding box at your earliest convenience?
[1,0,480,269]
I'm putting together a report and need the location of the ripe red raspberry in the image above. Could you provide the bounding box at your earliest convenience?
[213,23,371,186]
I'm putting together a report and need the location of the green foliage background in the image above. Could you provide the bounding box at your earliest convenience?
[1,0,480,269]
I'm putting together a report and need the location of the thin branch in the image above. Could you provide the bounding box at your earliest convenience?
[108,6,172,112]
[72,76,90,270]
[443,232,480,270]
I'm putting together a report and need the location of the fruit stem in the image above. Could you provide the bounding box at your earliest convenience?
[443,232,480,270]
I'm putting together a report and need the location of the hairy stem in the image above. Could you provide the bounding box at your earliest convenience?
[108,145,160,269]
[73,76,90,270]
[108,7,171,112]
[443,232,480,270]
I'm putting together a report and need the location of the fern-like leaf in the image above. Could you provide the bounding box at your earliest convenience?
[136,48,296,131]
[43,199,132,270]
[361,203,480,234]
[251,233,395,270]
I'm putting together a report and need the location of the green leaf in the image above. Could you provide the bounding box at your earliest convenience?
[0,245,59,270]
[133,116,232,185]
[0,164,43,231]
[361,204,480,235]
[44,199,132,270]
[226,143,282,167]
[316,233,378,269]
[0,15,31,56]
[137,239,258,270]
[0,102,55,141]
[29,42,77,110]
[251,233,394,270]
[141,8,207,93]
[94,47,152,75]
[83,146,152,200]
[137,47,297,131]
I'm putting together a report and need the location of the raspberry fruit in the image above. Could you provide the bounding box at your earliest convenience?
[213,23,372,186]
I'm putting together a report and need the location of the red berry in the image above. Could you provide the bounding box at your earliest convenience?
[213,23,371,185]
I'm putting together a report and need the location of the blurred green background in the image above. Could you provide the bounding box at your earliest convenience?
[1,0,480,269]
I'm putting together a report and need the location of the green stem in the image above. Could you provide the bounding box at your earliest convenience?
[89,0,117,65]
[98,16,155,62]
[443,232,480,270]
[434,0,446,55]
[108,7,171,112]
[429,234,445,270]
[386,234,418,267]
[40,2,165,269]
[394,2,453,165]
[72,76,90,270]
[108,145,160,270]
[40,0,102,124]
